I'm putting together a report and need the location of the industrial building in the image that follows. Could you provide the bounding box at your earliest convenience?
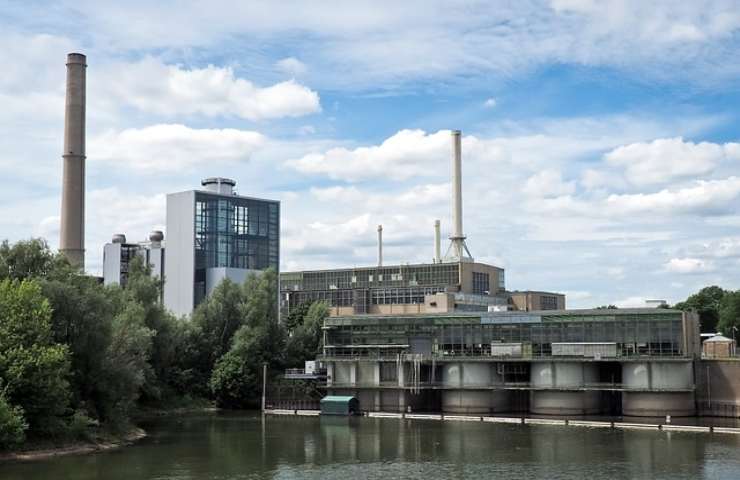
[280,131,564,316]
[102,231,165,287]
[321,308,701,416]
[163,177,280,317]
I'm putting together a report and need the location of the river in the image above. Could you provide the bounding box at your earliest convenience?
[2,412,740,479]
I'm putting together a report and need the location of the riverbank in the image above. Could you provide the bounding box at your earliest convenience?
[1,402,217,463]
[0,427,146,463]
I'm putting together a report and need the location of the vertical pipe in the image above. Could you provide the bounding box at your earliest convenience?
[60,53,87,269]
[434,219,441,263]
[451,130,463,241]
[377,225,383,267]
[262,362,267,412]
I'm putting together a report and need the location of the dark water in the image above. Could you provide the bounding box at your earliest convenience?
[2,412,740,479]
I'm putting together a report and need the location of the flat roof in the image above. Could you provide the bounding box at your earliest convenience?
[280,260,503,276]
[332,307,681,319]
[167,188,280,204]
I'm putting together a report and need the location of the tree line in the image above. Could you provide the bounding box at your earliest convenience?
[0,239,325,450]
[597,286,740,334]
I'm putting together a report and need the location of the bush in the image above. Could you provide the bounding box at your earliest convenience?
[0,393,27,450]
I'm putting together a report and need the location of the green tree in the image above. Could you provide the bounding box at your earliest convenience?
[718,290,740,338]
[285,301,328,368]
[209,323,284,408]
[96,300,154,424]
[123,257,184,402]
[0,391,27,450]
[208,269,284,408]
[0,279,71,434]
[284,301,312,333]
[242,269,279,328]
[184,279,249,396]
[0,239,75,282]
[596,305,618,309]
[674,286,726,333]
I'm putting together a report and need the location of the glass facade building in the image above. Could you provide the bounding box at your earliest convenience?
[193,192,279,306]
[164,179,280,317]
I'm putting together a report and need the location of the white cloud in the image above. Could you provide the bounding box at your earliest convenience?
[522,170,575,198]
[614,296,652,308]
[604,137,740,186]
[99,57,320,120]
[538,176,740,217]
[483,98,497,108]
[275,57,308,76]
[90,124,265,172]
[665,257,716,274]
[288,129,452,181]
[603,176,740,215]
[37,1,740,89]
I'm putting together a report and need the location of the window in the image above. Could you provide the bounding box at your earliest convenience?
[540,295,559,310]
[472,271,490,294]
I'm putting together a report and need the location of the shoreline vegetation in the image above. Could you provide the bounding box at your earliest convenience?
[0,239,324,456]
[0,427,146,463]
[1,402,221,463]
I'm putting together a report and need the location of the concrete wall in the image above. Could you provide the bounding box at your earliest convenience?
[696,360,740,417]
[102,243,122,285]
[460,262,505,294]
[205,267,260,296]
[163,191,195,317]
[510,291,566,311]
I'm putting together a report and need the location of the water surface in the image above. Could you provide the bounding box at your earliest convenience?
[2,412,740,479]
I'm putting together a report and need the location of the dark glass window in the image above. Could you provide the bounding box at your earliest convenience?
[194,192,279,307]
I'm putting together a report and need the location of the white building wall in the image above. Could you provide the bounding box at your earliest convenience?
[164,191,196,318]
[102,243,122,285]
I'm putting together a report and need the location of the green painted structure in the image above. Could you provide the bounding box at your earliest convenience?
[320,395,359,415]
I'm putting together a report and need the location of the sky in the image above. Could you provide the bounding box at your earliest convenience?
[1,0,740,308]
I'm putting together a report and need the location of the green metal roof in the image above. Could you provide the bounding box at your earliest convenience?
[320,395,356,403]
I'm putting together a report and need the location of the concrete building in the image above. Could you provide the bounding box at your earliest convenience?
[509,291,566,311]
[702,335,736,358]
[164,178,279,317]
[281,261,509,317]
[321,308,701,416]
[102,231,164,288]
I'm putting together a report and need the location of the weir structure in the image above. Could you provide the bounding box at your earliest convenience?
[60,53,87,269]
[320,308,701,417]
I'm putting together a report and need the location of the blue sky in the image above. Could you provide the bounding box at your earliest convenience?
[1,0,740,308]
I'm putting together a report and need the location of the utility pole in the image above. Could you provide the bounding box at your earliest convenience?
[262,362,267,413]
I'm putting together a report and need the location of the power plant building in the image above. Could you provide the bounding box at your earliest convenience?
[163,178,280,317]
[102,231,165,287]
[321,308,701,416]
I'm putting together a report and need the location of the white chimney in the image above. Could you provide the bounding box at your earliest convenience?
[434,219,441,263]
[377,224,383,267]
[444,130,473,262]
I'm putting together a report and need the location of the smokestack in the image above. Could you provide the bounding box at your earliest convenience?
[452,130,463,242]
[434,219,441,263]
[444,130,473,262]
[60,53,87,269]
[377,225,383,267]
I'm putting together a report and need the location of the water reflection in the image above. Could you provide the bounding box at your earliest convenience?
[1,413,740,480]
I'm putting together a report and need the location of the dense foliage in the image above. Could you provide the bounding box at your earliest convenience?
[0,239,327,450]
[673,286,740,335]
